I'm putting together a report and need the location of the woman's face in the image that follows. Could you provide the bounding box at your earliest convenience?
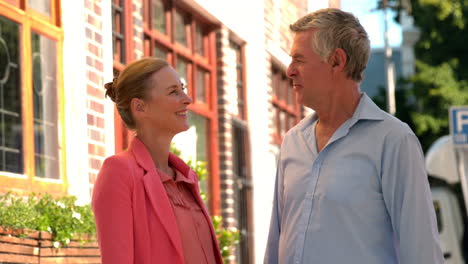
[137,66,192,135]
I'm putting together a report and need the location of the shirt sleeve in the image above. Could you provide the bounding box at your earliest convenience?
[92,156,134,264]
[381,131,444,264]
[264,153,284,264]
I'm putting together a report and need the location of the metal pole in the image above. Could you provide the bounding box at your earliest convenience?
[383,0,396,115]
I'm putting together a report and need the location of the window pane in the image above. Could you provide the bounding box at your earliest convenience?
[176,57,188,87]
[275,106,281,136]
[196,68,207,103]
[188,112,208,162]
[152,0,166,34]
[195,24,204,55]
[174,10,187,46]
[29,0,51,16]
[112,1,125,63]
[281,75,289,102]
[0,15,23,174]
[32,32,59,179]
[154,45,167,60]
[280,110,286,136]
[272,70,280,98]
[188,112,208,194]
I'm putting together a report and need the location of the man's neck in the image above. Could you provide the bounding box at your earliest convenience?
[315,83,361,131]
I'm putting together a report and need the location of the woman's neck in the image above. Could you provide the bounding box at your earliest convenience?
[135,128,174,174]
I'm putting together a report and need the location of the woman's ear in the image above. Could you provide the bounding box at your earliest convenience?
[130,98,146,116]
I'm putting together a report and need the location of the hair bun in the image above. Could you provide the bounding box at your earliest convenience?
[104,77,118,102]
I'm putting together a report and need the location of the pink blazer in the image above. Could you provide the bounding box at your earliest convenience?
[92,138,223,264]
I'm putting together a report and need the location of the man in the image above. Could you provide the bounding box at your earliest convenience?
[264,8,444,264]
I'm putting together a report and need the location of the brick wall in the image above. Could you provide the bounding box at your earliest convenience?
[216,26,237,264]
[84,0,106,189]
[264,0,307,151]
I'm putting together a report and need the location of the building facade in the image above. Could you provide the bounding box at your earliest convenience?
[0,0,339,263]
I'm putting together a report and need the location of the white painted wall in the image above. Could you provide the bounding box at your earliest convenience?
[61,1,91,204]
[101,0,116,156]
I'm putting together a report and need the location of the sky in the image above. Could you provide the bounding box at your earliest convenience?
[340,0,403,48]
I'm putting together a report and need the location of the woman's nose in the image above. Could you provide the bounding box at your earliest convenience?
[183,93,193,105]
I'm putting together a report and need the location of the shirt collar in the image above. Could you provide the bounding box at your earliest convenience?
[351,93,386,121]
[158,167,194,184]
[302,92,384,126]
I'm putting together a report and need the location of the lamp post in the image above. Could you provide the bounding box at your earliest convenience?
[382,0,396,115]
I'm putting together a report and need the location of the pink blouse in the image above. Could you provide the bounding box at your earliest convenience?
[158,167,218,264]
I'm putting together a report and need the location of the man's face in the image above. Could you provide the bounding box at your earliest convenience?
[286,30,334,109]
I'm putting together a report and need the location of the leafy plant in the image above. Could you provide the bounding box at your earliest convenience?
[171,144,240,263]
[212,215,240,261]
[0,191,96,247]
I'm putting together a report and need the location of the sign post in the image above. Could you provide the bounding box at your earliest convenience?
[449,107,468,216]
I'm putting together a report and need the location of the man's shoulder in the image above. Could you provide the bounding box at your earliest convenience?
[377,110,415,137]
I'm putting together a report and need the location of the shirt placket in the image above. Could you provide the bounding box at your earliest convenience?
[293,153,324,264]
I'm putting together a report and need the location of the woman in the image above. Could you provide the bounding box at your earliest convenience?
[92,58,223,264]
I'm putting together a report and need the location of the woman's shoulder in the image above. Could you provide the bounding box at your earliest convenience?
[102,151,134,168]
[98,151,139,180]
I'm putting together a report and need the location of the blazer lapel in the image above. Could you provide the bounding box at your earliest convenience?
[129,138,184,261]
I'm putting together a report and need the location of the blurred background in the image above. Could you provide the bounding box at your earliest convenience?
[0,0,467,263]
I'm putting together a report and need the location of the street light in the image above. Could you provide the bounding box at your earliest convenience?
[382,0,396,115]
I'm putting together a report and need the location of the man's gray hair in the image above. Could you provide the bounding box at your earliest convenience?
[290,8,370,82]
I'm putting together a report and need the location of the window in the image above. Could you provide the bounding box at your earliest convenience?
[0,0,64,193]
[232,121,252,264]
[112,0,126,65]
[228,39,252,264]
[271,64,302,145]
[32,32,59,179]
[230,41,246,119]
[111,0,133,153]
[143,0,219,211]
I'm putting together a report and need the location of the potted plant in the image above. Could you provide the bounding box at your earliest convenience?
[0,192,100,264]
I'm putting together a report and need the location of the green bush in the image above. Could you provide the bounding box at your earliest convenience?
[0,192,96,247]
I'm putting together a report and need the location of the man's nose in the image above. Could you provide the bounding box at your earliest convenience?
[286,63,296,78]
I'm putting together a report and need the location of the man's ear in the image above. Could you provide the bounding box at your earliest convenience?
[330,48,347,72]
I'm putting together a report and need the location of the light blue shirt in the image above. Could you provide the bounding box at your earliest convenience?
[264,94,444,264]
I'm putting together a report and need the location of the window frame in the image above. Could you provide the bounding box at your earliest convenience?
[111,0,133,153]
[228,37,253,264]
[271,63,302,145]
[119,0,220,213]
[0,0,66,194]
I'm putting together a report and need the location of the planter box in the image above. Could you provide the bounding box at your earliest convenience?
[0,227,101,264]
